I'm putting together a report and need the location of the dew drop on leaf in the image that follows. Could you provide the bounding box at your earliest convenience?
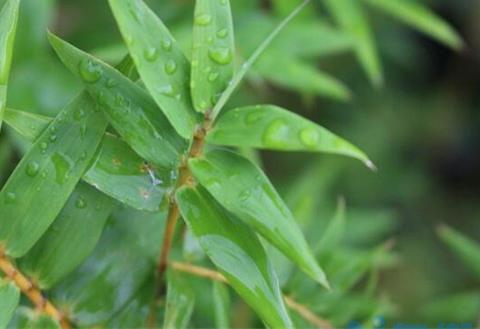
[216,28,228,38]
[164,59,177,75]
[143,47,159,62]
[26,161,40,177]
[208,72,219,82]
[262,119,290,148]
[5,192,16,204]
[79,59,101,83]
[299,127,319,148]
[208,47,232,65]
[76,196,87,209]
[161,38,172,51]
[195,14,212,26]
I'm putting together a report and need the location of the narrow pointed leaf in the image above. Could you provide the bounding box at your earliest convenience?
[108,0,198,138]
[0,93,108,258]
[0,279,20,328]
[191,0,235,112]
[188,149,329,288]
[0,0,20,131]
[316,197,346,255]
[176,186,293,328]
[207,105,373,168]
[324,0,383,86]
[163,272,195,329]
[3,108,174,212]
[48,32,186,169]
[212,281,230,329]
[363,0,464,50]
[437,224,480,277]
[19,183,115,289]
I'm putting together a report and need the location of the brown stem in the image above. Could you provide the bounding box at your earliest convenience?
[0,251,70,329]
[170,261,334,329]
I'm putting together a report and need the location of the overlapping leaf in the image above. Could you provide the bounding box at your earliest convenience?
[0,279,19,328]
[48,32,187,169]
[163,272,195,329]
[176,186,293,328]
[191,0,235,112]
[108,0,198,138]
[207,105,373,167]
[212,281,230,329]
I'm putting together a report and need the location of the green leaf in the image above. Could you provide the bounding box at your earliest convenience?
[255,54,351,101]
[48,32,187,169]
[212,281,230,329]
[437,224,480,277]
[0,279,20,328]
[191,0,235,112]
[363,0,464,50]
[19,183,115,289]
[207,105,374,168]
[421,291,480,323]
[108,0,198,138]
[316,197,346,255]
[176,186,293,328]
[51,206,165,326]
[324,0,383,87]
[189,149,329,288]
[0,0,20,131]
[0,93,108,258]
[163,272,195,329]
[4,108,174,212]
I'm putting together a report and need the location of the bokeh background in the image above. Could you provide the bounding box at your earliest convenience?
[1,0,479,326]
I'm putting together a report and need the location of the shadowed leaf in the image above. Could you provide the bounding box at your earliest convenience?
[0,279,19,328]
[163,272,195,329]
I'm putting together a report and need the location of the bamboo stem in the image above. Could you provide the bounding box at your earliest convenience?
[0,250,70,329]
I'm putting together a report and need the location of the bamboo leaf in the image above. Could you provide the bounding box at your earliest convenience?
[188,149,329,288]
[163,272,195,329]
[421,291,480,323]
[19,183,115,289]
[437,224,480,277]
[0,0,20,131]
[316,197,346,255]
[212,281,230,329]
[207,105,374,168]
[0,279,20,328]
[363,0,464,50]
[51,206,165,326]
[191,0,235,112]
[3,108,174,212]
[48,32,187,169]
[108,0,198,138]
[0,93,108,258]
[324,0,383,87]
[176,186,293,328]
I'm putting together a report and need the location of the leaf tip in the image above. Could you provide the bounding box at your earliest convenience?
[365,159,378,172]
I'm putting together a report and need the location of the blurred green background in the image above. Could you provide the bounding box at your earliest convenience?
[1,0,479,326]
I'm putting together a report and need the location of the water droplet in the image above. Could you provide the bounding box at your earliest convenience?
[208,72,219,82]
[216,28,228,38]
[161,39,172,51]
[245,111,264,125]
[41,171,47,179]
[49,134,57,142]
[207,36,214,44]
[26,161,40,177]
[195,14,212,26]
[95,203,102,211]
[220,0,227,5]
[125,35,134,45]
[40,142,48,151]
[143,47,158,62]
[164,59,177,75]
[208,47,232,65]
[239,190,251,201]
[198,100,209,110]
[74,109,85,121]
[158,84,176,97]
[106,78,117,88]
[115,93,126,107]
[299,127,319,148]
[5,192,16,204]
[52,152,73,185]
[76,196,87,209]
[191,60,199,68]
[262,119,290,148]
[79,59,101,83]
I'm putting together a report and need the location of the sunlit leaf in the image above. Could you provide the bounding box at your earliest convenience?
[191,0,235,112]
[189,149,329,288]
[108,0,198,138]
[324,0,383,87]
[163,272,195,329]
[437,224,480,277]
[176,185,293,328]
[0,279,19,328]
[207,105,374,168]
[363,0,464,50]
[19,183,115,289]
[4,108,173,212]
[0,0,20,131]
[0,93,108,258]
[212,281,230,329]
[48,32,187,169]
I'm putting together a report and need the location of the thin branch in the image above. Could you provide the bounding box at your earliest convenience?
[170,261,334,329]
[0,250,70,329]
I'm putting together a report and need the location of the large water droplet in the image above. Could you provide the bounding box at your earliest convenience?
[195,14,212,26]
[216,28,228,39]
[52,152,73,185]
[26,161,40,177]
[79,59,101,83]
[49,134,57,142]
[143,47,158,62]
[76,196,87,209]
[299,127,319,148]
[161,39,172,51]
[164,59,177,75]
[158,85,176,97]
[208,47,232,65]
[262,119,290,148]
